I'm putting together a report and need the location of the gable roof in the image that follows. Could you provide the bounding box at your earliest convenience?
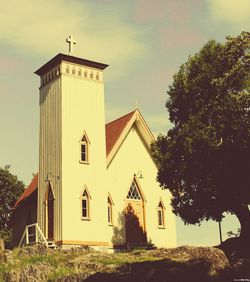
[105,110,136,157]
[106,108,155,166]
[14,174,38,208]
[14,109,155,208]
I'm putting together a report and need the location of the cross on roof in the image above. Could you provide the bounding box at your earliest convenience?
[66,35,76,55]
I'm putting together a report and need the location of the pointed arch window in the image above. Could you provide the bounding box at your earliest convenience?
[127,181,141,200]
[158,200,166,228]
[80,132,90,164]
[107,194,114,225]
[81,188,91,220]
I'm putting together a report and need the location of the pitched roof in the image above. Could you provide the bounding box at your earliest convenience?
[14,109,148,208]
[14,174,38,208]
[105,110,136,157]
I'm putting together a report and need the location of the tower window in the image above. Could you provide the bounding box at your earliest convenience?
[158,201,165,228]
[80,132,90,164]
[81,189,91,220]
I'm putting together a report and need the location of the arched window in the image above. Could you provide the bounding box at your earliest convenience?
[127,181,141,200]
[84,69,87,77]
[158,200,165,228]
[66,65,70,73]
[72,67,76,75]
[107,194,114,225]
[80,131,90,163]
[96,72,99,80]
[90,71,93,79]
[81,188,91,220]
[78,68,82,76]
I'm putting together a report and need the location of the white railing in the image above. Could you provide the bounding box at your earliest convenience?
[18,223,48,248]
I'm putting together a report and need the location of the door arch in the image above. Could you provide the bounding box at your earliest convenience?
[125,177,147,245]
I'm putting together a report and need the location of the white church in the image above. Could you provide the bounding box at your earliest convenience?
[12,37,177,250]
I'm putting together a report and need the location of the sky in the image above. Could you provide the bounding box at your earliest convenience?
[0,0,249,246]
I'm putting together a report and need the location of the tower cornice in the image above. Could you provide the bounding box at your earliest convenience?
[34,53,109,76]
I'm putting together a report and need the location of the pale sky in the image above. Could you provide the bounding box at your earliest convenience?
[0,0,249,246]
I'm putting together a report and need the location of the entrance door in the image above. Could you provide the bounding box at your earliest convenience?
[47,186,54,240]
[125,180,147,245]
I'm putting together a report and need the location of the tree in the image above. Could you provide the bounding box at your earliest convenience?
[0,166,24,246]
[152,32,250,242]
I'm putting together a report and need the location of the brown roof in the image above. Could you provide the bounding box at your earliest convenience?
[14,174,38,208]
[105,110,136,156]
[14,110,136,208]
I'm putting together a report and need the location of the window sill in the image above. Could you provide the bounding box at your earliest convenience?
[158,226,166,229]
[108,223,113,227]
[81,218,91,221]
[79,161,90,165]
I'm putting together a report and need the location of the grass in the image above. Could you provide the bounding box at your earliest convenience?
[1,245,248,281]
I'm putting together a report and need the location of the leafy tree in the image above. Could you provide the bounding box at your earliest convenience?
[0,166,24,247]
[152,32,250,242]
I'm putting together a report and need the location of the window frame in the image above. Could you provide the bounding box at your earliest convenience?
[157,200,166,229]
[80,188,91,221]
[107,194,114,226]
[79,131,90,164]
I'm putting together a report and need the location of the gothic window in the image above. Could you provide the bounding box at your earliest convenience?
[66,65,70,73]
[127,181,141,200]
[81,189,91,220]
[96,72,99,80]
[158,201,165,228]
[78,68,82,76]
[90,71,93,79]
[80,132,90,163]
[107,196,113,225]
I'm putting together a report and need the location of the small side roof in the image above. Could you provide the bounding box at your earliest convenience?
[14,174,38,208]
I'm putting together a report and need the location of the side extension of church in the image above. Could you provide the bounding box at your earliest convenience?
[12,53,176,250]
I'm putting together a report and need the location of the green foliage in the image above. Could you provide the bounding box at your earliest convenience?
[152,32,250,233]
[0,167,24,247]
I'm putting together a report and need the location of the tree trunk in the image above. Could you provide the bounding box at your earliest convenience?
[233,204,250,242]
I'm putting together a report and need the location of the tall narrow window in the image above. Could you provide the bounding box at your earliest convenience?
[158,201,165,228]
[107,195,114,225]
[81,189,90,220]
[80,132,90,163]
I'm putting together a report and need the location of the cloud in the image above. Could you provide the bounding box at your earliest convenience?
[208,0,250,26]
[159,26,205,49]
[0,1,146,74]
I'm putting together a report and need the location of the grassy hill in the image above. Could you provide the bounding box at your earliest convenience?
[0,244,249,281]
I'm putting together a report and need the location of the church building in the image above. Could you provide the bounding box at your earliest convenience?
[12,39,176,250]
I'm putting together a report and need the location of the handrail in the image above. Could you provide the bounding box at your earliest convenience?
[18,223,48,248]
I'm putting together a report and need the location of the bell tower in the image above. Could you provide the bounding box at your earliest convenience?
[35,39,109,245]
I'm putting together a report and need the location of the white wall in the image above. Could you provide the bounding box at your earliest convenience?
[107,125,177,248]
